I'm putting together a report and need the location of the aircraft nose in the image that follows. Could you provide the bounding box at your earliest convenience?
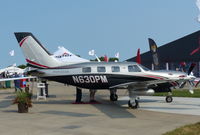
[176,72,191,80]
[188,75,196,80]
[179,75,186,78]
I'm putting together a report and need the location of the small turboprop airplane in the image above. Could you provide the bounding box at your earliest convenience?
[14,32,195,109]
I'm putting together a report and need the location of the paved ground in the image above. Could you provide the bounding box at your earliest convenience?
[118,96,200,116]
[0,81,200,135]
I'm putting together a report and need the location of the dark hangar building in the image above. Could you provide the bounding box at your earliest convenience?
[127,30,200,76]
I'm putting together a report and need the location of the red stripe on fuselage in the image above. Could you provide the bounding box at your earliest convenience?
[26,59,50,69]
[19,37,28,47]
[142,75,164,80]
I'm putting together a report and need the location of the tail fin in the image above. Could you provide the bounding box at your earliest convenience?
[136,48,141,64]
[14,32,63,68]
[148,38,160,70]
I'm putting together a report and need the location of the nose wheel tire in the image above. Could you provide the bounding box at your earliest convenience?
[110,94,118,101]
[165,96,173,103]
[128,99,139,109]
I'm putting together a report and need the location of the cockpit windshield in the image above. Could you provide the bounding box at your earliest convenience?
[138,64,150,71]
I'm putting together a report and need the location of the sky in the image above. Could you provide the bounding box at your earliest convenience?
[0,0,199,68]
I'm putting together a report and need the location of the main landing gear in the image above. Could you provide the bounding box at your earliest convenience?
[110,89,118,101]
[128,99,139,109]
[128,89,139,109]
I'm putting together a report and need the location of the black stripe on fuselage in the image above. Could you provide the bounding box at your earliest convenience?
[42,74,156,89]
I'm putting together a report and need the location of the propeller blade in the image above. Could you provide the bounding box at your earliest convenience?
[195,80,200,87]
[187,63,196,75]
[188,81,194,94]
[179,81,186,88]
[189,89,194,94]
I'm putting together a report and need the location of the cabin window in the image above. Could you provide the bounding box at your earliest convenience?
[82,67,91,72]
[111,66,120,72]
[97,66,106,72]
[128,65,141,72]
[139,64,150,71]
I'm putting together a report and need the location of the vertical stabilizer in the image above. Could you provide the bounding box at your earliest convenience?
[14,32,63,68]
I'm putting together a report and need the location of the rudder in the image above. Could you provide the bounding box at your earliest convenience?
[14,32,62,68]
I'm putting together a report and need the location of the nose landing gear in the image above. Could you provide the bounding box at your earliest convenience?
[165,92,173,103]
[165,95,173,103]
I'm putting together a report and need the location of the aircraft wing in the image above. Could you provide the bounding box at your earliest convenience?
[0,76,36,82]
[109,80,170,89]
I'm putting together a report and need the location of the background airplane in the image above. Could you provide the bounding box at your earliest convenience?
[0,65,25,78]
[0,64,35,89]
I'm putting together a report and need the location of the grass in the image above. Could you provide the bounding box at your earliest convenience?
[153,89,200,98]
[163,122,200,135]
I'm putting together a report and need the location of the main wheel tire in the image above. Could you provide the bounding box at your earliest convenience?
[165,96,173,103]
[128,100,139,109]
[110,94,118,101]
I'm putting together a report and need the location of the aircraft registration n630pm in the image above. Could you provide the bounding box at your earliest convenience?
[14,32,195,109]
[72,75,108,84]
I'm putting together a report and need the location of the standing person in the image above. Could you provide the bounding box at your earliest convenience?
[14,79,17,92]
[14,79,22,91]
[89,89,97,103]
[14,73,22,91]
[75,87,82,103]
